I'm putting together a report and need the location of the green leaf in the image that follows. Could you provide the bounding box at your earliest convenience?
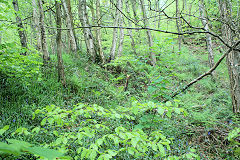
[166,101,172,107]
[152,143,158,151]
[157,107,165,115]
[53,131,59,136]
[48,118,54,125]
[62,137,68,144]
[55,138,62,145]
[108,150,117,156]
[96,138,103,146]
[0,142,22,156]
[41,118,47,126]
[157,143,166,157]
[234,147,240,155]
[174,108,181,114]
[103,154,112,160]
[131,137,139,148]
[81,148,87,160]
[89,149,97,160]
[7,139,33,148]
[128,147,135,155]
[32,127,40,134]
[166,108,172,118]
[32,113,36,120]
[0,125,9,135]
[27,146,64,160]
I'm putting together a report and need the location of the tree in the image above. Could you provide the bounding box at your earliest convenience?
[89,0,105,64]
[12,0,27,54]
[139,0,156,66]
[199,0,214,71]
[78,0,96,62]
[62,0,78,53]
[55,0,66,87]
[109,0,120,61]
[125,0,137,55]
[117,0,124,57]
[32,0,42,51]
[38,0,50,64]
[176,0,183,51]
[96,0,106,63]
[219,0,240,113]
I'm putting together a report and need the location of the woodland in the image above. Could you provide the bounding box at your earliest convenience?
[0,0,240,159]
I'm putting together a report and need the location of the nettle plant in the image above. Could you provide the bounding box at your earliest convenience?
[1,101,199,160]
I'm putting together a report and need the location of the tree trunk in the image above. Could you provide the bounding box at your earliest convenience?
[55,0,66,86]
[176,0,182,51]
[38,0,50,64]
[110,0,119,60]
[126,0,137,55]
[199,0,215,70]
[78,0,96,62]
[96,0,105,63]
[32,0,42,51]
[12,0,28,54]
[62,0,78,53]
[139,0,156,66]
[131,0,141,43]
[117,0,124,57]
[219,0,240,113]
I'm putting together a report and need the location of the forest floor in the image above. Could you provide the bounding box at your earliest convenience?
[0,36,239,159]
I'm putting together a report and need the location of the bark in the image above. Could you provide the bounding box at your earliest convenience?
[66,0,78,49]
[199,0,215,70]
[47,10,56,54]
[131,0,141,43]
[110,0,119,60]
[12,0,28,54]
[219,0,240,113]
[117,0,124,57]
[32,0,42,51]
[62,0,78,53]
[139,0,156,66]
[38,0,50,63]
[78,0,96,62]
[176,0,182,51]
[96,0,105,63]
[55,0,66,86]
[126,0,137,55]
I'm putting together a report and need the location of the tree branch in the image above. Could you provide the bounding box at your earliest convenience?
[170,40,240,99]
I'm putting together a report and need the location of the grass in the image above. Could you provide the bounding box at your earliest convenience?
[0,32,239,159]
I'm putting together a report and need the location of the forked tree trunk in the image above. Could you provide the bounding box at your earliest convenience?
[78,0,96,62]
[62,0,78,53]
[139,0,156,66]
[199,0,215,71]
[219,0,240,113]
[55,0,66,86]
[89,0,105,63]
[12,0,28,54]
[32,0,42,51]
[38,0,50,63]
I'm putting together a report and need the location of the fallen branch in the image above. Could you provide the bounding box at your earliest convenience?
[170,40,240,99]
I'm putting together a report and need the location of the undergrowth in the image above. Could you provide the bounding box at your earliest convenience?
[1,37,239,159]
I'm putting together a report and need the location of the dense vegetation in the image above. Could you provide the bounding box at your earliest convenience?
[0,0,240,159]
